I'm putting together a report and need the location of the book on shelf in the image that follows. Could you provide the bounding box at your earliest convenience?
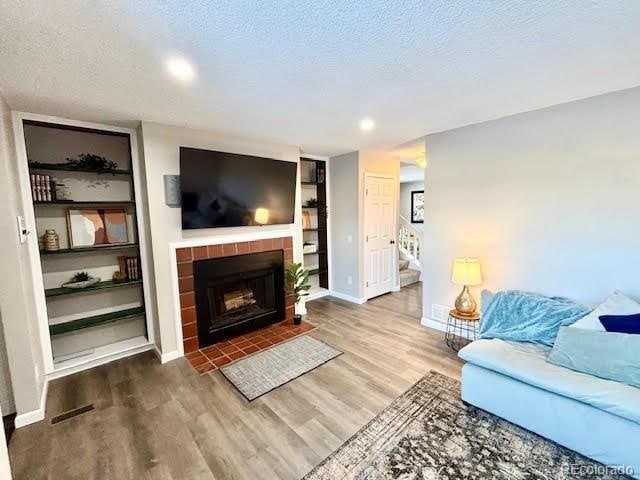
[31,173,56,202]
[118,255,141,280]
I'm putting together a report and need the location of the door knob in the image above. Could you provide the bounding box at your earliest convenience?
[390,240,395,244]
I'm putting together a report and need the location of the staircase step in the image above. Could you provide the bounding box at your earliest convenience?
[399,268,421,287]
[399,259,410,271]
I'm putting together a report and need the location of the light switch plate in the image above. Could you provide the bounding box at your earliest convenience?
[17,215,29,243]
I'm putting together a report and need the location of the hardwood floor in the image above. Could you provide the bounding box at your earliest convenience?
[9,283,463,480]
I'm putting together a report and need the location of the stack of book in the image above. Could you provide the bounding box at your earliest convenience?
[30,174,56,202]
[117,256,141,281]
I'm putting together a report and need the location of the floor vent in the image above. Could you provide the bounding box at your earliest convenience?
[51,404,94,425]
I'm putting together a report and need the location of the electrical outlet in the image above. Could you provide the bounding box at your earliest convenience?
[431,304,450,322]
[347,275,353,285]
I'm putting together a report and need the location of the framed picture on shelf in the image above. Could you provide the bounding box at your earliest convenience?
[411,190,424,223]
[67,208,129,248]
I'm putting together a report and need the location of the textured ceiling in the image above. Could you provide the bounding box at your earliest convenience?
[1,0,639,155]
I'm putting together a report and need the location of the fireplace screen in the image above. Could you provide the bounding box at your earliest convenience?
[207,271,277,332]
[194,250,285,347]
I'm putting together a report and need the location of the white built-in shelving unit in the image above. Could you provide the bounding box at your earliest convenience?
[299,157,330,300]
[13,113,155,379]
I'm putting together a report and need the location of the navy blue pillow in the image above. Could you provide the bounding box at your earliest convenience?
[599,313,640,334]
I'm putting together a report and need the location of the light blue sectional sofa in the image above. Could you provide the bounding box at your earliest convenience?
[459,339,640,478]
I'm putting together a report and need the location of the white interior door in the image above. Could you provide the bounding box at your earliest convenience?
[364,174,396,299]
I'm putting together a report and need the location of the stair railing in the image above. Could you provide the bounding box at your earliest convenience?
[398,215,422,266]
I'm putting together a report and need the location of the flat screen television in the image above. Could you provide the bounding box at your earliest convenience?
[180,147,297,229]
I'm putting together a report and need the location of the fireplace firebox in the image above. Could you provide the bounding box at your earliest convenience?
[194,250,285,347]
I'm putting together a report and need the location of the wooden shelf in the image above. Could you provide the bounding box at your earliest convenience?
[49,307,145,336]
[28,163,131,175]
[40,243,138,256]
[34,200,135,206]
[299,157,328,289]
[45,279,142,298]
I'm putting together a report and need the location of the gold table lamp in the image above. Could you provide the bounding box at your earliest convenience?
[451,258,482,316]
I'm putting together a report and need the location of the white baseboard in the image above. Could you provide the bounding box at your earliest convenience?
[421,316,448,333]
[329,291,367,304]
[15,378,49,428]
[304,288,330,302]
[154,347,182,364]
[48,337,153,380]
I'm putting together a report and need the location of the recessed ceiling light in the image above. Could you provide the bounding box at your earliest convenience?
[166,56,196,84]
[360,117,375,132]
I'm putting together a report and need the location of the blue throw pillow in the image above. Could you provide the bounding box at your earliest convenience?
[479,290,590,346]
[599,313,640,334]
[548,327,640,388]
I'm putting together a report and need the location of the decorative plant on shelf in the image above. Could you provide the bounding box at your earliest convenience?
[285,262,311,325]
[62,271,100,289]
[304,198,318,208]
[64,153,118,173]
[70,272,90,282]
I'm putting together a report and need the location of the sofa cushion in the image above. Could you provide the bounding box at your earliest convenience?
[548,327,640,389]
[599,313,640,334]
[570,290,640,331]
[459,338,640,425]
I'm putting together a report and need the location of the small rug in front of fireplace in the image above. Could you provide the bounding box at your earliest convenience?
[220,335,342,401]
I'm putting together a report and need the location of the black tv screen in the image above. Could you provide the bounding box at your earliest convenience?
[180,147,297,229]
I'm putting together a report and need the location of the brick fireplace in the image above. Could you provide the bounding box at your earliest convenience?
[176,236,294,354]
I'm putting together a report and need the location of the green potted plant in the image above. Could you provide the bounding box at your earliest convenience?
[285,262,311,325]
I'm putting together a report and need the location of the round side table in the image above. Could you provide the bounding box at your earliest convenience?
[445,309,480,352]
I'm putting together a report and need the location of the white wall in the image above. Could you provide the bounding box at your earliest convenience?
[328,150,400,300]
[422,86,640,325]
[0,399,10,479]
[399,180,424,231]
[139,122,302,357]
[0,96,46,417]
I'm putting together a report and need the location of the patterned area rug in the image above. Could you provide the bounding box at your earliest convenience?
[304,371,631,480]
[220,335,342,401]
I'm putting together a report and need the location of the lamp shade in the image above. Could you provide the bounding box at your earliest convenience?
[451,257,482,286]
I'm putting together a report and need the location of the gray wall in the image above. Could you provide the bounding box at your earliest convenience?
[329,151,360,297]
[422,86,640,324]
[400,180,424,230]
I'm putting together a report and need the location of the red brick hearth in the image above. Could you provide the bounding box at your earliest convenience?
[176,236,310,373]
[186,320,315,374]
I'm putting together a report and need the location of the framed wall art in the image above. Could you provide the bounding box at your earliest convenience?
[67,208,129,247]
